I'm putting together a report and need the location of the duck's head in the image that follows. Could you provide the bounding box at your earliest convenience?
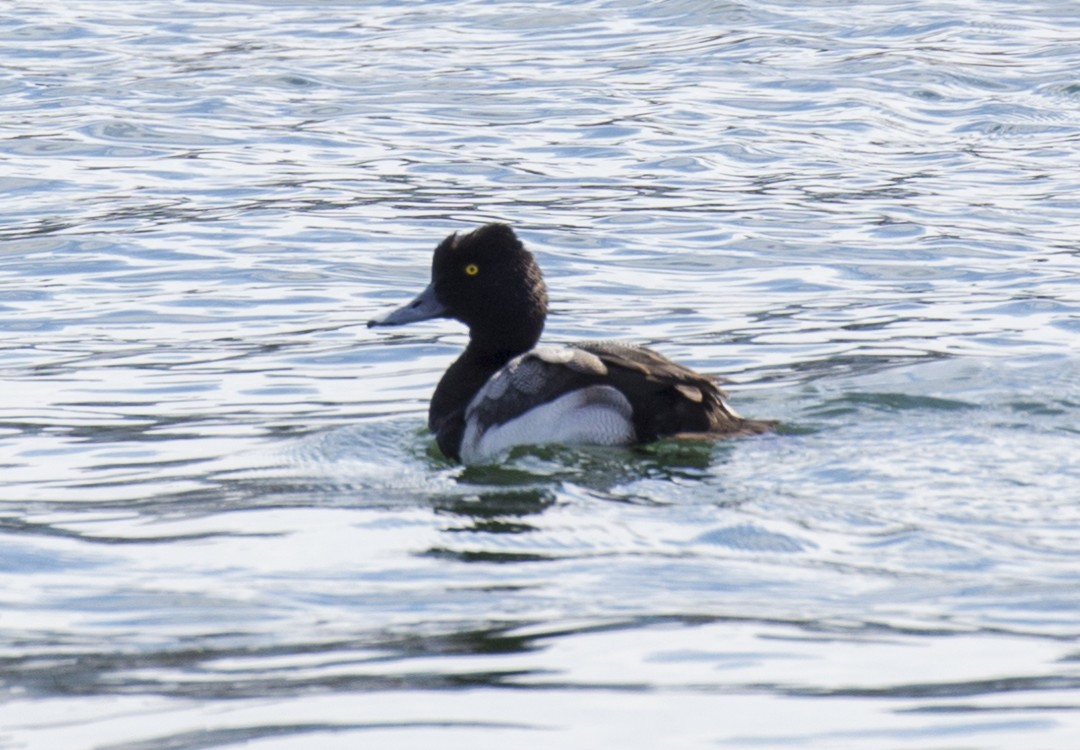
[368,224,548,355]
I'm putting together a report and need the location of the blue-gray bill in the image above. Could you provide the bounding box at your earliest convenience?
[367,282,447,327]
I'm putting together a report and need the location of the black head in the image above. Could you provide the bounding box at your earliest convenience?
[369,223,548,357]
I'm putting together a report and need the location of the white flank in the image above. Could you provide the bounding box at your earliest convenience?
[459,385,635,464]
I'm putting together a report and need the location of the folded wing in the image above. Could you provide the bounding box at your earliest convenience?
[461,342,772,460]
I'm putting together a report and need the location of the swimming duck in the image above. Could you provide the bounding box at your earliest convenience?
[368,223,773,463]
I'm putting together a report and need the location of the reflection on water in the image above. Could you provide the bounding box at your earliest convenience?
[3,0,1080,747]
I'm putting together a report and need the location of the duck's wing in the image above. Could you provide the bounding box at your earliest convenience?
[463,342,772,449]
[572,340,774,440]
[463,345,625,435]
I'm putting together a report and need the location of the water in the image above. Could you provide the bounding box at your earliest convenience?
[2,0,1079,747]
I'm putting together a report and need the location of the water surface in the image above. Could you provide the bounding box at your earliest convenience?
[2,1,1079,748]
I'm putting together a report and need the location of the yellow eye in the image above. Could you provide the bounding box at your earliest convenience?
[464,263,479,276]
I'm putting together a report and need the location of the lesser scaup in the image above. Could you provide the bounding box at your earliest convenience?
[368,223,774,463]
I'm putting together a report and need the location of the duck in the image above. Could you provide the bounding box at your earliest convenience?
[368,223,774,463]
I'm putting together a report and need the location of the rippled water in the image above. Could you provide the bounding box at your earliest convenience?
[3,1,1079,748]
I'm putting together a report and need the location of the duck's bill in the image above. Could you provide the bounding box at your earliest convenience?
[367,282,448,327]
